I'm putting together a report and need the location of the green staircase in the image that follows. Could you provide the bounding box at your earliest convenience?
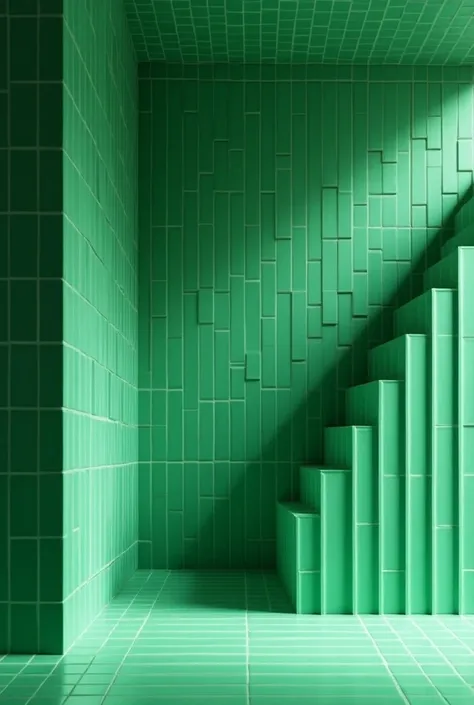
[276,199,474,615]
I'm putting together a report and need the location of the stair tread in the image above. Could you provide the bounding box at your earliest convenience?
[325,424,373,429]
[302,465,351,473]
[370,334,428,359]
[278,501,320,517]
[349,379,401,390]
[397,287,456,312]
[372,333,427,350]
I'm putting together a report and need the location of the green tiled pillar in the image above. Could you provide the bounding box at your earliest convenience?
[0,0,138,655]
[369,334,430,614]
[61,0,139,651]
[457,247,474,614]
[347,380,405,614]
[395,288,457,614]
[0,1,64,655]
[325,425,378,614]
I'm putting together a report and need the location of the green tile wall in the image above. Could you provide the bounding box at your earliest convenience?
[61,0,139,650]
[138,63,474,570]
[0,0,64,654]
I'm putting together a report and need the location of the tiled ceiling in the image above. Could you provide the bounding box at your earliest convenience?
[124,0,474,64]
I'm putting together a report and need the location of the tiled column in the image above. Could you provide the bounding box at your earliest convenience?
[0,0,64,653]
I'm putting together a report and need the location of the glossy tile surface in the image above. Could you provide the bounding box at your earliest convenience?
[124,0,474,64]
[0,1,64,654]
[1,571,474,704]
[138,64,474,572]
[61,0,139,651]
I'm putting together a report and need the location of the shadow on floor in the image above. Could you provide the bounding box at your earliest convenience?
[125,569,294,614]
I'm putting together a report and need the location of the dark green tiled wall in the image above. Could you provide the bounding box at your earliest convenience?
[0,1,64,654]
[138,63,474,570]
[62,0,139,650]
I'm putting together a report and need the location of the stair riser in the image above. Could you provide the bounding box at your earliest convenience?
[321,471,352,614]
[442,223,474,259]
[300,467,320,511]
[370,336,430,613]
[394,289,456,337]
[324,426,379,614]
[457,248,474,613]
[454,197,474,234]
[423,250,458,290]
[347,381,405,613]
[405,337,430,615]
[353,427,378,614]
[276,503,297,610]
[277,504,321,614]
[324,426,352,468]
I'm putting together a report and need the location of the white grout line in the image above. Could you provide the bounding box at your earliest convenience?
[97,571,171,704]
[413,617,474,694]
[358,616,411,705]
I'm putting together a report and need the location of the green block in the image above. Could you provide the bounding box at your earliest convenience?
[324,425,378,614]
[442,224,474,259]
[300,466,322,511]
[276,502,321,614]
[458,247,474,613]
[320,469,352,614]
[455,194,474,232]
[395,288,456,337]
[346,380,405,614]
[423,249,459,290]
[370,334,430,614]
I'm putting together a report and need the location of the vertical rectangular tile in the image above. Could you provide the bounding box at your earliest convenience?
[321,471,352,614]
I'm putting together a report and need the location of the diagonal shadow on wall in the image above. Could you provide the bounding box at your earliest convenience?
[187,184,471,612]
[137,70,474,612]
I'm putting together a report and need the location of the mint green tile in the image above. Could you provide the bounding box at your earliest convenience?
[245,352,260,382]
[198,289,214,325]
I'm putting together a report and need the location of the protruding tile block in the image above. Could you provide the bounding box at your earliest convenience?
[324,425,378,613]
[369,334,430,614]
[458,246,474,614]
[276,502,320,614]
[423,250,458,290]
[346,380,405,614]
[320,469,352,614]
[394,285,457,612]
[442,224,474,259]
[394,288,456,337]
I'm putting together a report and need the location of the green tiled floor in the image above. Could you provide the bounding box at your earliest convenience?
[2,572,474,704]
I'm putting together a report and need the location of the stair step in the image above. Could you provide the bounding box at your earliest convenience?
[301,465,350,512]
[424,250,459,290]
[442,223,474,258]
[394,289,458,336]
[424,245,474,295]
[370,333,430,614]
[369,334,427,382]
[299,467,353,614]
[325,425,378,614]
[324,425,370,468]
[394,288,456,337]
[276,502,320,614]
[347,379,405,613]
[454,195,474,233]
[346,380,402,437]
[320,470,352,614]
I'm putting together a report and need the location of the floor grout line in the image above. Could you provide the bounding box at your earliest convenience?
[1,572,474,704]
